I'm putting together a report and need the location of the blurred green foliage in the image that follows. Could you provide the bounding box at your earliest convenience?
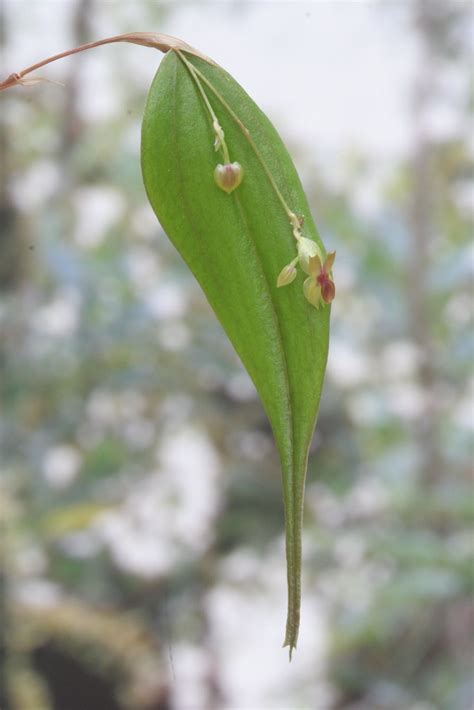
[0,1,472,709]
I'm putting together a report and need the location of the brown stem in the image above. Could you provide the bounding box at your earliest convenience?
[0,32,214,92]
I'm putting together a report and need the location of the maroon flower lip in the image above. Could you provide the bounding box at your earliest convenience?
[302,250,336,309]
[315,252,336,304]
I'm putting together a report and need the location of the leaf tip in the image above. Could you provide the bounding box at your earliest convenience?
[283,637,297,662]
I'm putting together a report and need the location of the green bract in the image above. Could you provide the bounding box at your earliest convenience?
[141,50,331,656]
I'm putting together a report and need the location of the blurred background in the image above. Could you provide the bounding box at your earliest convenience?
[0,1,472,709]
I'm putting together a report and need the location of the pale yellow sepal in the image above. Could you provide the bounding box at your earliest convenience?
[303,276,322,309]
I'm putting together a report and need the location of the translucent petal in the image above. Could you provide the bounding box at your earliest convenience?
[297,238,321,275]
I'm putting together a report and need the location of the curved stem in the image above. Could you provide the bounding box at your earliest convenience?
[0,32,212,92]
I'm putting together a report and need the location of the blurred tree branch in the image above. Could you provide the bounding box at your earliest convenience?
[407,0,460,483]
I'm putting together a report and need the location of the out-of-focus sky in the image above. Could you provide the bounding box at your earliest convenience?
[4,1,469,188]
[1,2,421,160]
[171,1,417,158]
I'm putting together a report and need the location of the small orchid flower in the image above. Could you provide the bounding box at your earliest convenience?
[277,229,336,309]
[303,251,336,309]
[277,238,320,288]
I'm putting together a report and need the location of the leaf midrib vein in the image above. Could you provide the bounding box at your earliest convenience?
[171,54,296,492]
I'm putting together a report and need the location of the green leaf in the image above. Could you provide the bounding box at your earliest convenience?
[141,50,331,656]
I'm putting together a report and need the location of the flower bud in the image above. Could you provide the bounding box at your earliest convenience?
[277,260,298,287]
[214,162,244,194]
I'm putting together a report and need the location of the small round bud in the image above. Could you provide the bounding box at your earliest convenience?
[214,162,244,194]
